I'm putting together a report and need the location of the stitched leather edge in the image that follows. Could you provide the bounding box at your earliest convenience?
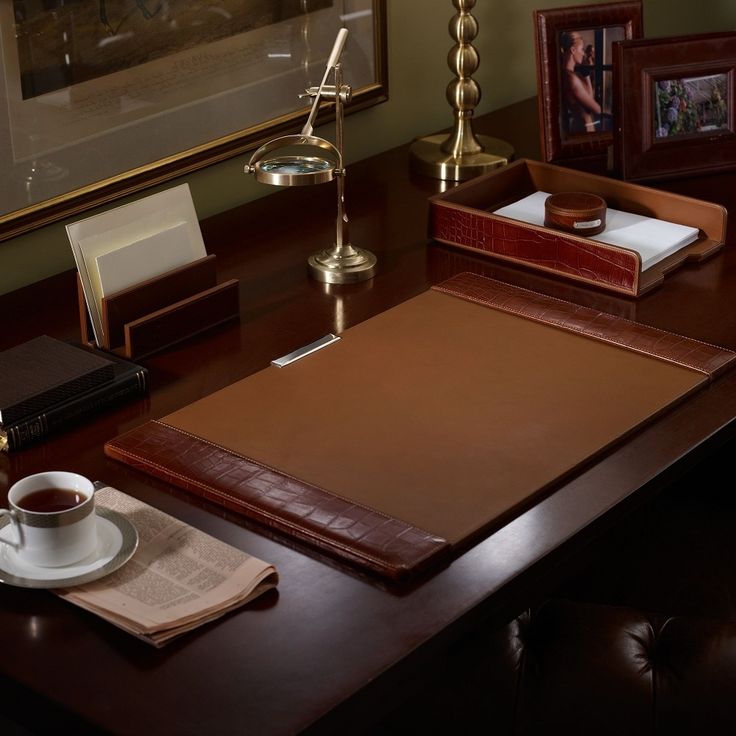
[104,421,450,581]
[432,272,735,379]
[429,201,641,294]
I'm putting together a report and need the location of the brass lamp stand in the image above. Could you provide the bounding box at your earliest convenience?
[410,0,514,181]
[246,29,377,284]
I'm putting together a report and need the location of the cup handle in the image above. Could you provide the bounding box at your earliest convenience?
[0,509,21,551]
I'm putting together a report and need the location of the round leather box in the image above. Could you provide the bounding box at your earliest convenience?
[544,192,607,237]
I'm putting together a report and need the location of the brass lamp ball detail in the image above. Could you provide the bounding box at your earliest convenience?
[410,0,514,180]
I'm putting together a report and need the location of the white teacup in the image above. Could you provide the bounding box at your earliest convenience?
[0,471,97,567]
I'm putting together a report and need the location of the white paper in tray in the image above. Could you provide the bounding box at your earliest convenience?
[494,191,699,272]
[66,184,206,346]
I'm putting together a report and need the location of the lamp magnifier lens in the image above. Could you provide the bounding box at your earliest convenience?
[260,157,332,175]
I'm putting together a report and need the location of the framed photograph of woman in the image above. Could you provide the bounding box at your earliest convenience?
[614,32,736,181]
[534,1,643,167]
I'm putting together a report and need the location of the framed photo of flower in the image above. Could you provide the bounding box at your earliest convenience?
[533,1,643,168]
[614,31,736,181]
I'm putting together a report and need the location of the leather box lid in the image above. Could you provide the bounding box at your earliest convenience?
[544,192,607,236]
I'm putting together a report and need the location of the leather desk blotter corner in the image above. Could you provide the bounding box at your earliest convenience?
[104,274,735,580]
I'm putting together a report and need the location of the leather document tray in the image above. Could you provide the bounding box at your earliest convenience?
[105,273,735,580]
[429,159,726,298]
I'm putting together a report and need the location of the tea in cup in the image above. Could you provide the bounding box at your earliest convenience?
[0,471,97,567]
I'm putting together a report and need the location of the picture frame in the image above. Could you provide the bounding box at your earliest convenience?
[0,1,387,242]
[614,31,736,181]
[533,0,643,167]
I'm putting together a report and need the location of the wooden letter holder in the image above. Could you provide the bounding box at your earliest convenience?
[78,254,239,359]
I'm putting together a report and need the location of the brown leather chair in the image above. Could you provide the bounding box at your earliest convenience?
[377,447,736,735]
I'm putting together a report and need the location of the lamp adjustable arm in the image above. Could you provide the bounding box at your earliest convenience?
[301,27,349,137]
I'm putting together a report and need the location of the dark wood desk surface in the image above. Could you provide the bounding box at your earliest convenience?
[2,98,736,735]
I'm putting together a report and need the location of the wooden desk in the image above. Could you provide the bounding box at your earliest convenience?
[2,99,736,735]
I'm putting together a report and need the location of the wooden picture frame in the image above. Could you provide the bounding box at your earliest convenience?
[0,1,387,242]
[614,32,736,181]
[533,0,643,168]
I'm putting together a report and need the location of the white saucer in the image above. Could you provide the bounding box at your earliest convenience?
[0,508,138,589]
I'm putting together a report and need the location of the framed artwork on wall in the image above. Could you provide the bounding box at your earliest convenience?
[533,0,643,168]
[0,0,387,241]
[614,32,736,181]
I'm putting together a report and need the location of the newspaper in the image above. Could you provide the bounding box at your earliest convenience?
[57,486,278,647]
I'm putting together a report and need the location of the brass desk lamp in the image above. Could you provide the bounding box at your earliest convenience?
[246,29,377,284]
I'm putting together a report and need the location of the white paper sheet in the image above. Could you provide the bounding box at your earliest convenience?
[494,191,699,271]
[66,184,206,346]
[92,221,199,298]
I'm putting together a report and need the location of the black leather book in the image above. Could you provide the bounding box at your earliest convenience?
[1,352,148,452]
[0,336,115,426]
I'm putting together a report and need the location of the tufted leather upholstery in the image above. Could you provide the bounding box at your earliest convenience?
[377,450,736,735]
[507,600,736,735]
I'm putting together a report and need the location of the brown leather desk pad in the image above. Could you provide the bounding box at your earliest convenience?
[105,273,735,579]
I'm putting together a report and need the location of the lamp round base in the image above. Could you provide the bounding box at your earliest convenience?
[308,246,377,284]
[409,134,514,181]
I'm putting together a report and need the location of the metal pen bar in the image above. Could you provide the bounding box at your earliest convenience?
[271,334,341,368]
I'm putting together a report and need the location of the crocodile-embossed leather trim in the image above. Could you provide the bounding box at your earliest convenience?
[104,421,450,580]
[430,202,641,295]
[432,272,736,379]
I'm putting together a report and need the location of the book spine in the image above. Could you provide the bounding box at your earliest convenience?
[1,370,148,452]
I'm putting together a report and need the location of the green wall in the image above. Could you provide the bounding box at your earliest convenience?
[2,0,735,295]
